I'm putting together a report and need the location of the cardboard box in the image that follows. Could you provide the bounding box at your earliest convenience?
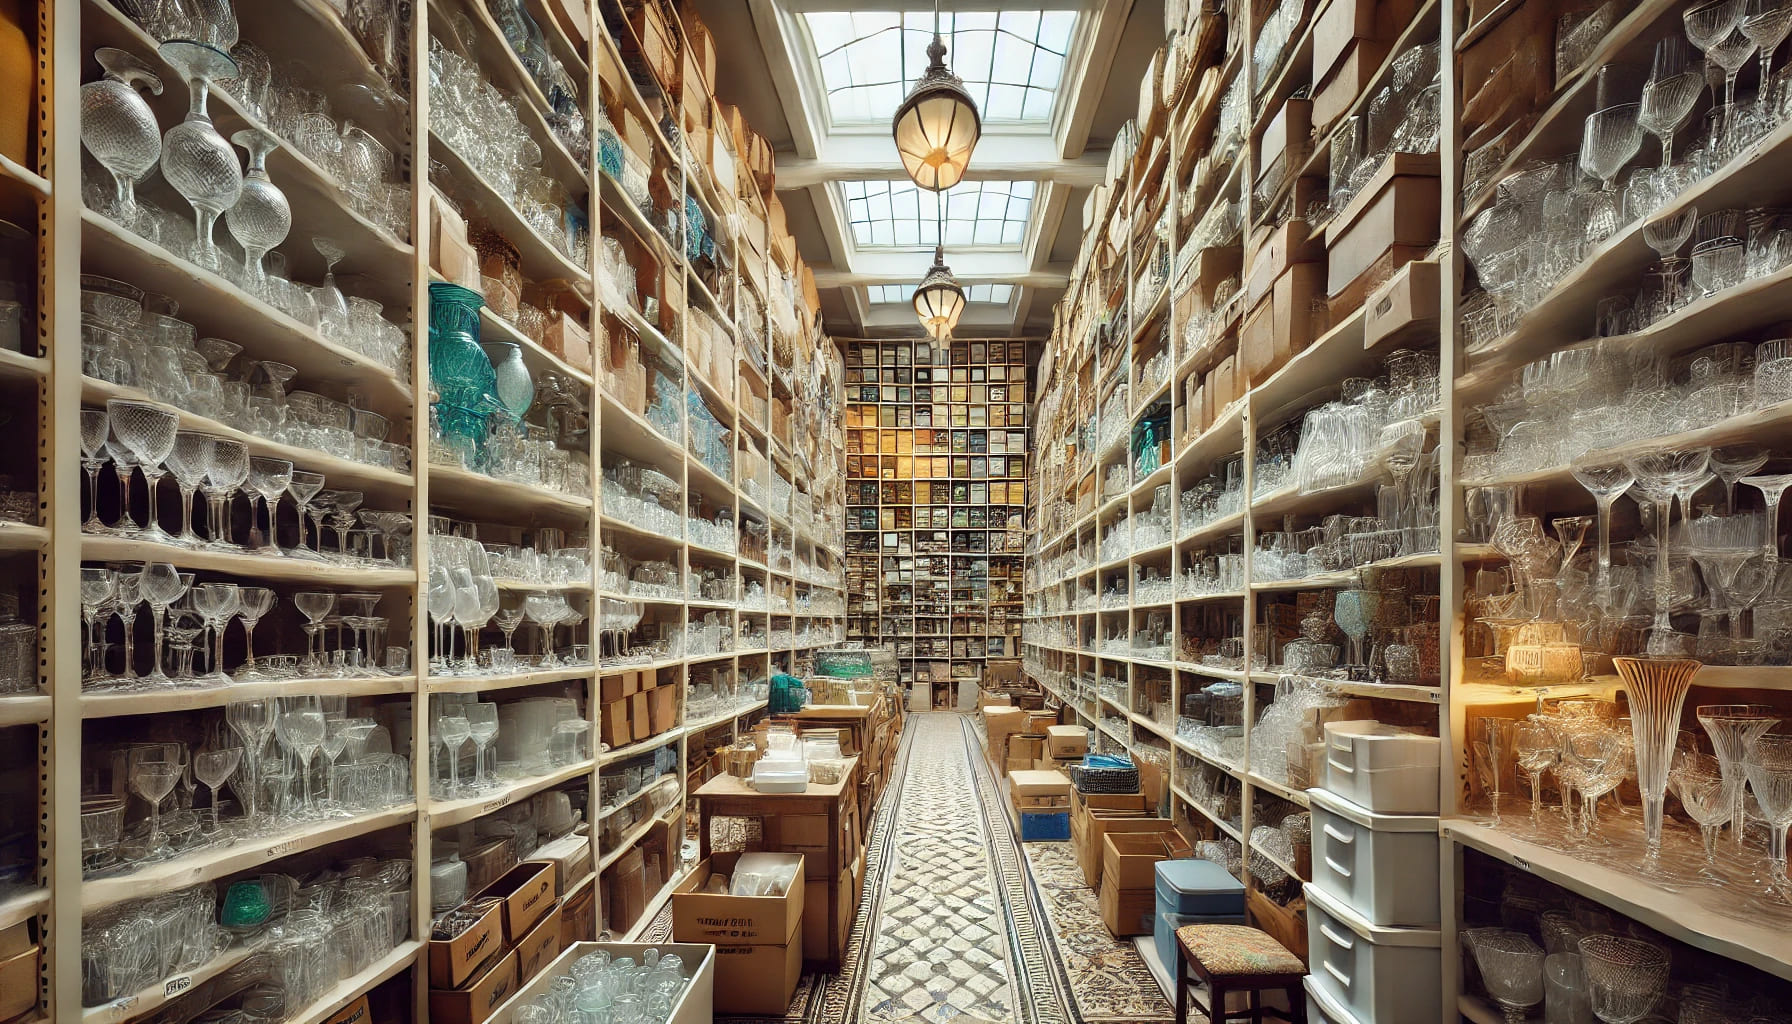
[983,706,1027,767]
[599,698,631,749]
[1046,725,1088,758]
[680,47,709,134]
[1077,815,1179,888]
[629,690,652,741]
[532,832,593,894]
[648,684,678,734]
[431,192,479,290]
[0,921,29,958]
[711,933,802,1016]
[1010,769,1071,799]
[563,879,597,947]
[1257,97,1312,190]
[0,946,37,1021]
[318,995,371,1024]
[428,899,504,989]
[1239,293,1277,387]
[482,861,558,943]
[1313,39,1393,132]
[1324,156,1441,298]
[611,847,647,933]
[515,899,565,983]
[546,313,592,373]
[1314,0,1418,84]
[600,672,641,703]
[684,9,716,95]
[1100,875,1159,936]
[495,942,716,1024]
[1208,356,1237,413]
[1103,831,1195,890]
[1246,220,1323,309]
[673,853,806,1016]
[1363,257,1441,350]
[801,870,852,969]
[549,0,589,45]
[1005,733,1046,775]
[429,949,518,1024]
[1273,261,1327,364]
[627,0,678,94]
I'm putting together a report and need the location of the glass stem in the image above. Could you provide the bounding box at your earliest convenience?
[1652,496,1673,636]
[214,618,228,678]
[243,621,257,670]
[148,605,166,679]
[179,484,196,539]
[121,610,137,679]
[1770,824,1790,886]
[1703,823,1720,866]
[295,503,308,552]
[142,470,162,534]
[83,463,104,530]
[1528,772,1542,819]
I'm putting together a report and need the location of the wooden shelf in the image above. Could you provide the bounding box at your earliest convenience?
[82,675,418,718]
[427,759,595,828]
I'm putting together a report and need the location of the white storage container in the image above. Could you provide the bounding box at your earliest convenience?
[1307,787,1440,927]
[1321,721,1441,814]
[1304,974,1363,1024]
[494,942,716,1024]
[1304,882,1441,1024]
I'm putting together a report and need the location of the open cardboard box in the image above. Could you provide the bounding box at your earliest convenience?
[490,942,716,1024]
[672,853,806,1015]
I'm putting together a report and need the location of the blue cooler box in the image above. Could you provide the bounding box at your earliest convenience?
[1153,860,1248,978]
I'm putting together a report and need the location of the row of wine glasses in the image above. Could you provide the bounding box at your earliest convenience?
[83,698,409,875]
[1259,576,1444,686]
[429,692,588,799]
[81,401,414,563]
[80,274,412,470]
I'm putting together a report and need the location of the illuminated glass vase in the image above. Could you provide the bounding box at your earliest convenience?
[427,283,497,463]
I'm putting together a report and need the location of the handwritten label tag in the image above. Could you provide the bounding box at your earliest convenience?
[266,839,298,859]
[163,974,193,999]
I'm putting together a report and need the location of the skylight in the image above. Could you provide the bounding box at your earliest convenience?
[801,9,1078,126]
[867,283,1015,304]
[840,179,1036,248]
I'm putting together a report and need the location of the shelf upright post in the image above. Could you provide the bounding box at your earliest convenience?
[582,0,603,913]
[407,0,434,1013]
[46,0,83,1015]
[1236,0,1262,887]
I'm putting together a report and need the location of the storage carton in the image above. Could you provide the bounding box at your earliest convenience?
[0,945,37,1021]
[1245,220,1322,309]
[1046,724,1088,758]
[1324,155,1440,300]
[428,899,504,988]
[648,685,678,734]
[1256,98,1312,191]
[515,899,565,983]
[1099,874,1159,935]
[431,193,479,290]
[1273,261,1327,364]
[599,698,630,749]
[983,706,1027,767]
[1103,831,1195,890]
[318,995,372,1024]
[1239,294,1277,386]
[1312,40,1393,132]
[429,949,518,1024]
[1009,769,1071,799]
[1313,0,1418,84]
[1362,258,1440,350]
[1077,814,1179,888]
[672,853,807,944]
[490,942,715,1024]
[629,690,652,741]
[611,847,647,933]
[532,832,593,897]
[482,861,558,943]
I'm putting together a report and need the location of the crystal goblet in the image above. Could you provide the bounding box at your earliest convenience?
[156,40,243,273]
[80,47,164,229]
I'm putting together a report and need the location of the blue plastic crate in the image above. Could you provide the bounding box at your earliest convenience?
[1016,807,1071,841]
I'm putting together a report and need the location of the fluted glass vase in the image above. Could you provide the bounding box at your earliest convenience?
[428,283,496,465]
[1615,656,1702,866]
[80,47,164,229]
[157,40,241,272]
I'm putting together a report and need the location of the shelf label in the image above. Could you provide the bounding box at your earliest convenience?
[163,973,194,999]
[266,839,299,859]
[1512,855,1531,872]
[482,798,507,813]
[1428,691,1441,702]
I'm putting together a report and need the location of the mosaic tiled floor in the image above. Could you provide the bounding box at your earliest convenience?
[645,713,1173,1023]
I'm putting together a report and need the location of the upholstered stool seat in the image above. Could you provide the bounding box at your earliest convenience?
[1172,924,1306,1024]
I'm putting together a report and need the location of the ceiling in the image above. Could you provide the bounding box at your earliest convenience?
[693,0,1167,339]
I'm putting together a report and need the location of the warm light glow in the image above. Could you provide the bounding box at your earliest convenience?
[892,35,981,191]
[912,246,967,339]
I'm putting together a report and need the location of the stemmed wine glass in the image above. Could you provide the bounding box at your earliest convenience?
[465,702,498,790]
[427,562,456,673]
[107,399,180,544]
[1624,447,1711,655]
[245,456,293,551]
[293,591,335,673]
[1697,704,1780,850]
[1744,0,1792,107]
[130,757,182,856]
[275,695,326,819]
[313,237,350,329]
[137,562,188,688]
[1744,732,1792,894]
[1514,717,1560,821]
[1710,444,1769,511]
[438,713,471,798]
[226,697,275,831]
[163,431,215,546]
[286,470,326,559]
[193,581,240,685]
[79,568,115,681]
[235,586,275,679]
[80,409,113,533]
[1638,38,1705,173]
[1670,750,1735,880]
[80,47,163,230]
[157,38,243,272]
[192,746,243,815]
[1579,103,1643,240]
[203,438,249,547]
[225,127,291,297]
[1740,470,1792,561]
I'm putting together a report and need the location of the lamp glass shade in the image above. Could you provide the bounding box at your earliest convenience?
[892,36,981,192]
[912,247,966,340]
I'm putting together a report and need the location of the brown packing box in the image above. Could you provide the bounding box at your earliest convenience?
[1100,874,1160,936]
[985,658,1021,686]
[802,868,853,967]
[1046,724,1088,758]
[430,192,479,290]
[648,683,678,734]
[1363,257,1441,349]
[1239,293,1276,387]
[482,861,558,943]
[1246,220,1323,310]
[1312,39,1393,133]
[1324,154,1441,298]
[1462,0,1552,135]
[1009,769,1071,799]
[630,690,652,741]
[983,706,1027,766]
[628,0,678,94]
[1313,0,1418,85]
[1256,97,1312,190]
[599,671,641,703]
[600,698,631,749]
[613,846,647,932]
[428,949,518,1024]
[680,48,709,135]
[1208,356,1237,414]
[318,995,371,1024]
[1103,830,1194,890]
[546,313,592,373]
[1077,814,1178,888]
[563,878,597,947]
[0,921,28,957]
[673,853,806,943]
[0,945,37,1021]
[1004,733,1046,775]
[1184,244,1244,316]
[1274,261,1328,365]
[549,0,588,46]
[685,9,717,95]
[427,899,504,988]
[514,899,565,985]
[1025,711,1057,734]
[713,934,803,1016]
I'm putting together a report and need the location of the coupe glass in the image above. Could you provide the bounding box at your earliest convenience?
[225,127,291,297]
[130,758,183,854]
[107,399,180,543]
[192,582,240,684]
[1624,448,1711,654]
[1740,471,1792,561]
[1470,930,1545,1023]
[1640,39,1705,172]
[1579,104,1643,235]
[193,746,242,814]
[1613,657,1702,867]
[235,586,275,679]
[313,237,350,328]
[1564,728,1627,837]
[1642,205,1697,260]
[156,40,243,272]
[1744,732,1792,892]
[293,591,335,672]
[1569,456,1635,606]
[286,470,326,558]
[1689,237,1746,297]
[1577,935,1667,1024]
[163,431,214,546]
[1744,0,1792,104]
[1710,444,1769,511]
[1697,705,1779,848]
[246,456,293,550]
[1706,27,1761,135]
[80,47,164,228]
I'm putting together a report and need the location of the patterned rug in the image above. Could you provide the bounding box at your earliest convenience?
[642,713,1172,1024]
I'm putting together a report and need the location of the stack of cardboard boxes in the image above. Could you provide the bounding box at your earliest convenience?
[597,669,679,750]
[428,862,564,1024]
[671,852,806,1016]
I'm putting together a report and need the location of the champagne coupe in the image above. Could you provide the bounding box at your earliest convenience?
[225,127,291,297]
[1704,28,1760,139]
[163,431,214,546]
[203,437,249,547]
[285,470,326,559]
[1564,728,1627,838]
[466,702,498,790]
[1744,732,1792,893]
[1743,0,1792,106]
[1710,444,1769,512]
[193,746,243,814]
[106,399,180,544]
[156,39,243,272]
[136,561,188,687]
[80,47,164,229]
[293,591,335,672]
[130,758,182,855]
[235,586,275,679]
[192,581,240,685]
[1514,717,1560,821]
[438,714,471,798]
[80,409,112,533]
[1697,704,1780,850]
[1638,37,1704,170]
[1469,930,1545,1024]
[245,456,293,551]
[1740,471,1792,561]
[1624,448,1711,655]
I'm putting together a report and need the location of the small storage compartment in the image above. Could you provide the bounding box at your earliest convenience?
[1307,787,1439,927]
[1321,721,1440,814]
[1304,883,1440,1024]
[1154,858,1246,916]
[1304,974,1364,1024]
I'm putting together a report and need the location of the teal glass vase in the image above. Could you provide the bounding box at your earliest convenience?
[428,283,497,464]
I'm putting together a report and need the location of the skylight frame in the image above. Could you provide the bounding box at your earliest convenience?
[865,282,1015,305]
[837,178,1038,252]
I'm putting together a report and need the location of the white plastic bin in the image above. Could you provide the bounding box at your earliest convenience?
[1303,974,1364,1024]
[1307,786,1440,927]
[1321,721,1441,814]
[1304,882,1441,1024]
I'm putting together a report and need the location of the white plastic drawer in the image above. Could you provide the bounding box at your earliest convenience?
[1304,883,1441,1024]
[1307,787,1440,928]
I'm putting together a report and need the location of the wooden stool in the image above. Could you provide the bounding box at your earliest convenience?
[1173,924,1307,1024]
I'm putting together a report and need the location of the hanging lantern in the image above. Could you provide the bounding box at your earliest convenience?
[892,31,981,191]
[912,245,966,339]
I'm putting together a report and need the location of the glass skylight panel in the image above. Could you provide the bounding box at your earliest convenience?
[801,9,1077,125]
[841,179,1035,249]
[866,283,1014,304]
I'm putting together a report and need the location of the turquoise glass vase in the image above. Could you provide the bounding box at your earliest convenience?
[428,282,497,464]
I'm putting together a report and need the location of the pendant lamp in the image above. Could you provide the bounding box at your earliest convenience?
[912,244,966,340]
[892,7,980,191]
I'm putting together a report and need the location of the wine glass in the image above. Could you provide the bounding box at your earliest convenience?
[193,746,243,815]
[1477,717,1517,823]
[1704,28,1760,138]
[1710,444,1769,512]
[1579,104,1643,237]
[438,713,471,798]
[319,718,353,815]
[1744,0,1792,106]
[130,758,183,855]
[1563,727,1627,838]
[1670,750,1735,880]
[1697,704,1780,850]
[1638,37,1704,170]
[1743,732,1792,893]
[225,127,291,297]
[163,431,215,546]
[275,696,326,818]
[313,237,350,329]
[1514,718,1560,821]
[1625,447,1712,655]
[1469,930,1545,1024]
[1576,934,1668,1023]
[285,470,326,559]
[225,697,275,830]
[156,39,243,272]
[427,562,455,674]
[192,581,240,685]
[245,456,293,551]
[293,591,335,672]
[79,568,116,681]
[106,399,180,544]
[465,702,498,790]
[80,47,164,230]
[449,568,481,671]
[1740,471,1792,561]
[80,409,113,534]
[136,561,188,688]
[203,437,249,547]
[235,586,275,680]
[325,489,364,559]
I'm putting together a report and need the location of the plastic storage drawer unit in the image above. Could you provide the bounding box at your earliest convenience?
[1321,721,1440,814]
[1304,882,1441,1024]
[1155,858,1247,916]
[1304,974,1362,1024]
[1307,786,1439,927]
